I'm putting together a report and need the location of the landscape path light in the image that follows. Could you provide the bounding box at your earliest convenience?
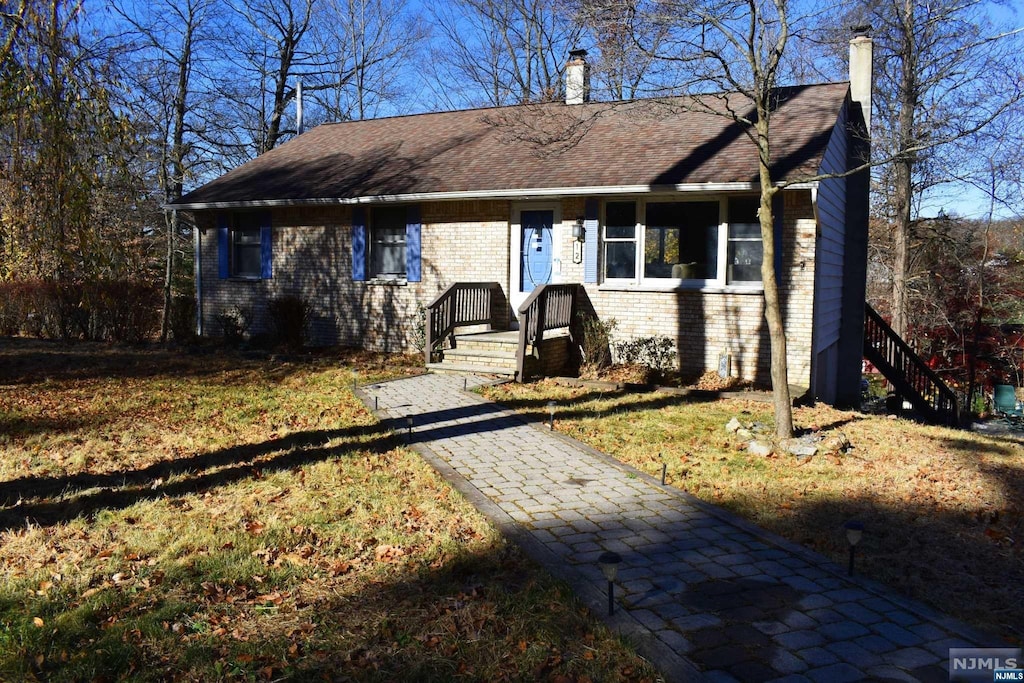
[547,400,556,430]
[845,520,864,576]
[597,551,622,616]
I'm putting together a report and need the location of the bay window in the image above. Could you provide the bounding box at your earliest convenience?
[601,196,764,287]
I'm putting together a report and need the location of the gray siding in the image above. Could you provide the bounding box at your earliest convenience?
[814,103,849,356]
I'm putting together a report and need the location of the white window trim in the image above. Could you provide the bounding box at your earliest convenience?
[598,195,766,293]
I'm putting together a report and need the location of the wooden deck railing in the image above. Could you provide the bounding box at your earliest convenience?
[516,284,578,382]
[863,303,960,426]
[425,282,503,364]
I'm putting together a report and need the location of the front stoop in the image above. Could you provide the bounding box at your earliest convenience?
[428,330,570,379]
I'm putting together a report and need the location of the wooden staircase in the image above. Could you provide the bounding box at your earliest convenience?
[424,282,576,381]
[863,303,960,426]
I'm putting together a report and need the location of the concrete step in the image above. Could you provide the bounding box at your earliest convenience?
[441,348,518,369]
[454,331,520,352]
[426,362,517,378]
[456,339,520,352]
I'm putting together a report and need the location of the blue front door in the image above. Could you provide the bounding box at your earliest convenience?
[520,210,554,293]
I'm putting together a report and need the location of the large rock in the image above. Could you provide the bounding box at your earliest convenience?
[780,437,819,458]
[748,440,774,457]
[725,417,744,433]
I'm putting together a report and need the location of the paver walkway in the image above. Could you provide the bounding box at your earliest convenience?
[358,374,1000,682]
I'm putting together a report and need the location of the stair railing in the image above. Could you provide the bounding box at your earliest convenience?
[863,303,960,426]
[516,284,578,382]
[425,282,503,364]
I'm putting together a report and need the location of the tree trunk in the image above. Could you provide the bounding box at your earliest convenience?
[161,17,193,343]
[757,117,793,440]
[890,0,917,341]
[891,153,912,340]
[160,209,175,342]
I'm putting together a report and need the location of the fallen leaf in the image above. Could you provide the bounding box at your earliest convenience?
[244,520,265,535]
[32,616,44,627]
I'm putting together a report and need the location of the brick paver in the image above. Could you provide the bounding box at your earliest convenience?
[359,374,1004,682]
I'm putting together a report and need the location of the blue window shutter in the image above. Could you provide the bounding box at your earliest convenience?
[352,206,367,281]
[773,193,784,285]
[217,214,230,279]
[583,198,599,283]
[259,211,273,279]
[406,204,421,282]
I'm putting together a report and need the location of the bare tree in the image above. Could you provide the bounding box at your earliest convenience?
[113,0,220,341]
[218,0,315,156]
[846,0,1024,339]
[309,0,425,121]
[627,0,842,438]
[575,0,668,100]
[427,0,584,107]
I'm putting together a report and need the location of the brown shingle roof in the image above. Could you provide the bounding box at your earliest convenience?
[172,83,850,208]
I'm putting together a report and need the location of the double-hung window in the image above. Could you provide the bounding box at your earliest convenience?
[231,216,262,279]
[217,211,272,280]
[603,201,638,280]
[369,206,408,280]
[351,204,422,283]
[726,197,762,284]
[600,196,764,287]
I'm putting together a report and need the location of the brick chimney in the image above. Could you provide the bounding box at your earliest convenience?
[849,30,873,132]
[565,49,590,105]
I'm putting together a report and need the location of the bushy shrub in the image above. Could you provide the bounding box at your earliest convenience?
[0,281,30,335]
[614,335,677,379]
[217,306,252,346]
[47,281,88,340]
[87,280,161,343]
[578,312,616,371]
[267,295,309,351]
[169,294,197,344]
[410,304,427,353]
[0,279,160,342]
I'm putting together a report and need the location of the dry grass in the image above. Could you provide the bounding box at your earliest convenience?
[0,339,659,682]
[484,380,1024,644]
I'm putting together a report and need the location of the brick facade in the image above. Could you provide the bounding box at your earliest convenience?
[196,191,816,387]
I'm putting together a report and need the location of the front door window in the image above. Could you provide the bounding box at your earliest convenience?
[520,210,554,293]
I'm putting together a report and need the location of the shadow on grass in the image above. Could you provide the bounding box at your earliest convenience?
[0,535,651,682]
[0,423,398,529]
[479,386,729,422]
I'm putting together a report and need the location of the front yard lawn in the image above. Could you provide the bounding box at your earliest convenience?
[0,339,658,682]
[484,380,1024,645]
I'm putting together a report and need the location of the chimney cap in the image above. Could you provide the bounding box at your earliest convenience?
[569,48,588,60]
